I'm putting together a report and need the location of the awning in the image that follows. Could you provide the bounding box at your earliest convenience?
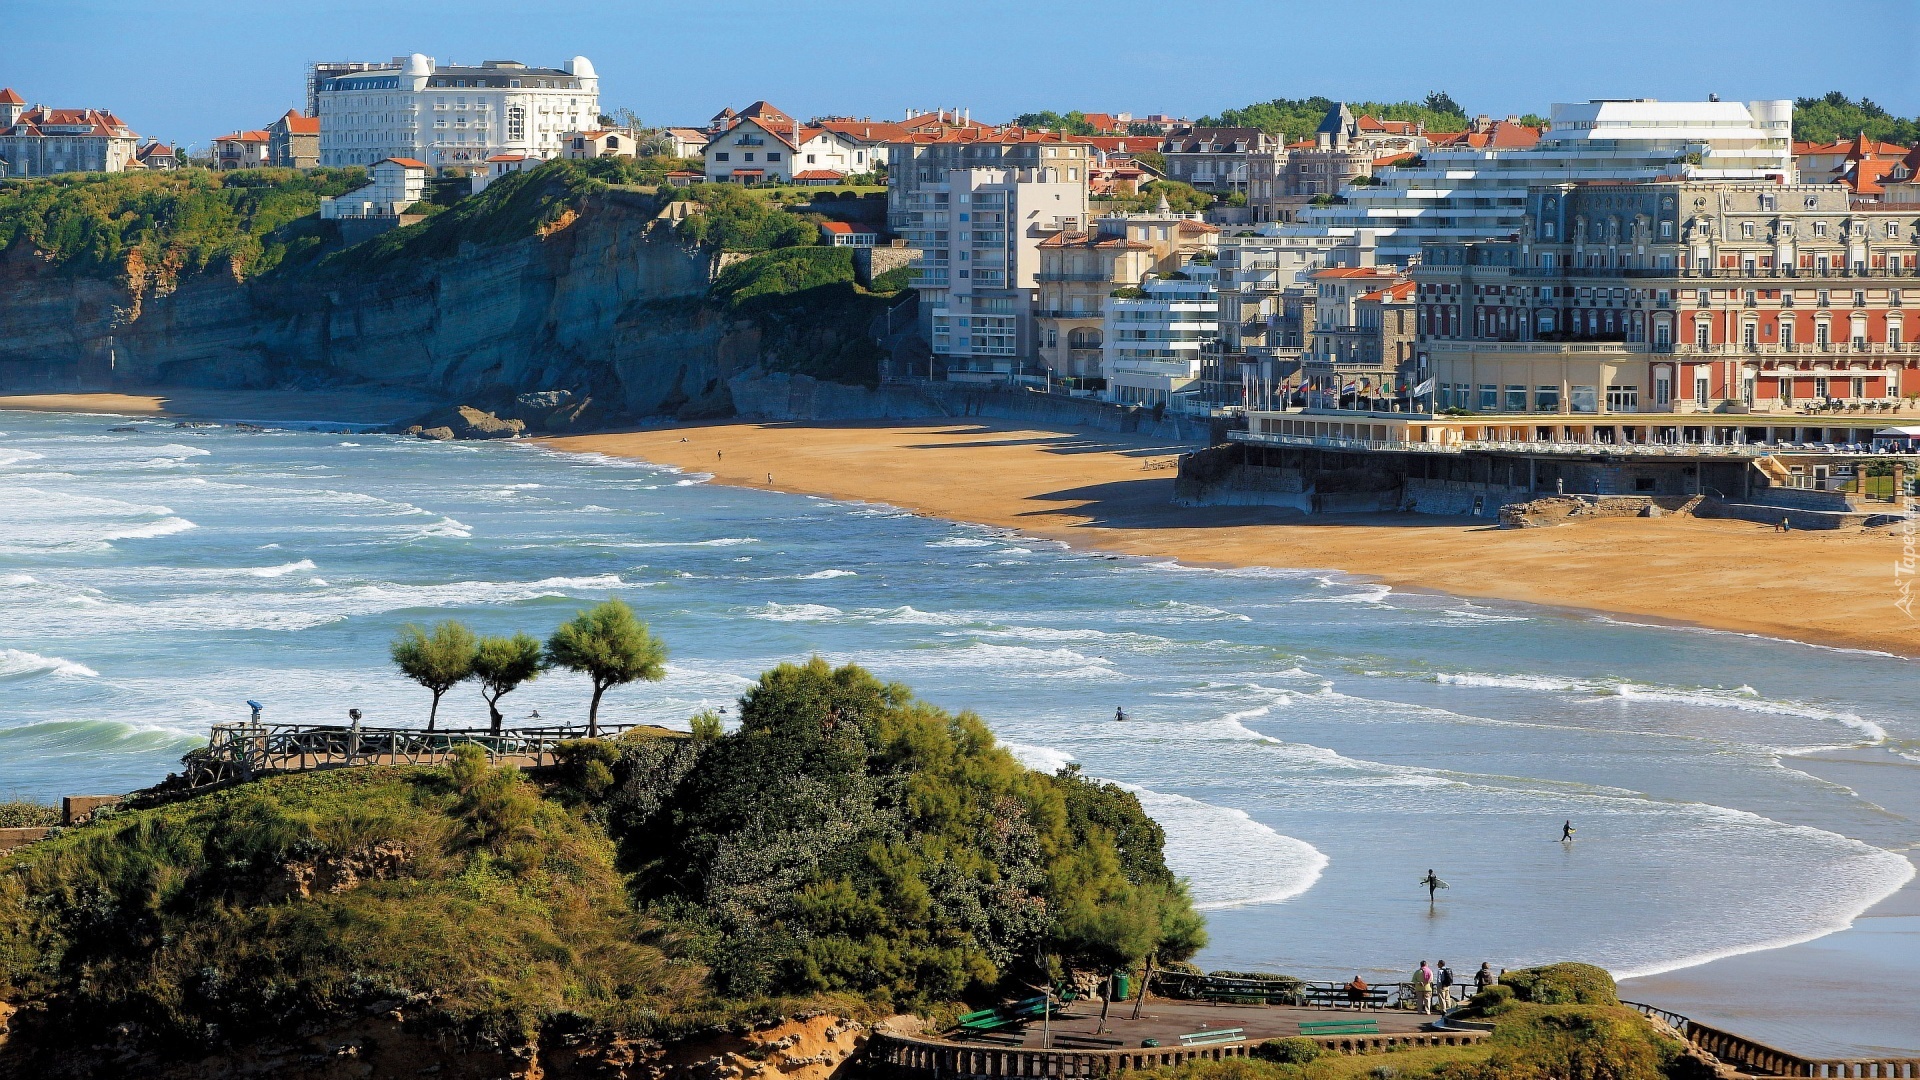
[730,169,765,176]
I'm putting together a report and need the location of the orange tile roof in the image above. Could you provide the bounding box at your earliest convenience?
[277,109,320,134]
[819,220,872,233]
[381,157,428,169]
[792,169,847,180]
[1360,280,1417,302]
[0,87,23,105]
[217,130,271,143]
[1312,266,1397,279]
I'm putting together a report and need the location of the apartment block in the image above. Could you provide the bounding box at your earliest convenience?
[1034,206,1218,386]
[890,132,1090,382]
[315,54,599,169]
[1103,266,1221,407]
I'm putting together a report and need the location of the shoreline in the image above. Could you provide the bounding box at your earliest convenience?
[0,388,434,427]
[540,416,1919,659]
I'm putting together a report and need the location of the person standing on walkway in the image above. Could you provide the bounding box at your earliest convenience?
[1414,961,1435,1014]
[1436,961,1456,1010]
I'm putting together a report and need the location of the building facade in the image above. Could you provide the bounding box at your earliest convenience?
[1103,266,1221,406]
[320,158,429,219]
[316,54,598,169]
[1033,207,1218,385]
[0,90,139,177]
[1289,99,1796,264]
[1414,181,1920,415]
[1156,126,1281,193]
[268,110,320,168]
[890,132,1091,381]
[1301,269,1415,405]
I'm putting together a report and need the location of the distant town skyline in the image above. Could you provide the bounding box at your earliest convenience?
[1,0,1915,148]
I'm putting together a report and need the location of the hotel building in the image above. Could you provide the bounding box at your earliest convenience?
[1414,181,1920,415]
[315,54,598,169]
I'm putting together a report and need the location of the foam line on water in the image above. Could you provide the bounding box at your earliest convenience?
[1000,743,1328,909]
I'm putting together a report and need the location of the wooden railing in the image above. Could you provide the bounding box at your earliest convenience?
[867,1029,1487,1078]
[1623,1001,1920,1077]
[179,721,643,788]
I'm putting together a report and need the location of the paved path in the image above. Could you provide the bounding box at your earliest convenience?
[953,998,1438,1049]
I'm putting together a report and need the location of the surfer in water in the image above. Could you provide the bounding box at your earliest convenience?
[1114,706,1128,722]
[1560,820,1575,842]
[1420,869,1447,901]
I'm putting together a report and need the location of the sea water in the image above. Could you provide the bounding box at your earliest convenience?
[2,411,1916,1000]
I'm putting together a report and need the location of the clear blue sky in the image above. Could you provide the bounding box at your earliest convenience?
[3,0,1915,148]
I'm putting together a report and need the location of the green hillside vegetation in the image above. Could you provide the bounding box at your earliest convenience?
[1093,179,1218,214]
[0,167,366,284]
[1198,93,1469,142]
[669,182,819,251]
[707,246,906,385]
[0,659,1198,1065]
[1792,92,1919,146]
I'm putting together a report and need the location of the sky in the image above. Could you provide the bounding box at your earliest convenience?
[2,0,1916,148]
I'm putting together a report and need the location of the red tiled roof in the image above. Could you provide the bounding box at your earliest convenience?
[792,169,847,180]
[665,169,703,177]
[819,220,873,234]
[1372,151,1418,168]
[217,130,271,143]
[487,153,528,162]
[735,100,793,125]
[10,106,136,139]
[0,87,23,105]
[1796,136,1908,159]
[380,157,428,169]
[1312,267,1397,279]
[1360,280,1417,303]
[277,109,320,134]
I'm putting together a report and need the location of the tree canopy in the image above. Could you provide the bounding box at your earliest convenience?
[545,599,667,735]
[1198,95,1470,142]
[621,657,1204,1003]
[390,620,478,730]
[1792,91,1919,146]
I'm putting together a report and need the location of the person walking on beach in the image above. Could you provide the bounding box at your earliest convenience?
[1436,961,1456,1009]
[1420,869,1446,901]
[1414,961,1435,1014]
[1561,819,1576,842]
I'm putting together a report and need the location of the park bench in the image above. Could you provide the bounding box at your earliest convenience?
[1177,1028,1246,1047]
[1298,1019,1379,1036]
[1301,984,1392,1010]
[955,1008,1023,1035]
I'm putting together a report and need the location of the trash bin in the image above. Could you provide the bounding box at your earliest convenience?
[1113,974,1132,1001]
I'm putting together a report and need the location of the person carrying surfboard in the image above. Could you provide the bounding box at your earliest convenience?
[1420,869,1447,900]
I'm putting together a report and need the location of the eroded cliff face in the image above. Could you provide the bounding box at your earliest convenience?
[0,191,753,418]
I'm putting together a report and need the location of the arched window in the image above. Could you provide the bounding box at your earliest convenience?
[1068,327,1102,349]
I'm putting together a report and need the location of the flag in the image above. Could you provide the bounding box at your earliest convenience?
[1413,378,1435,396]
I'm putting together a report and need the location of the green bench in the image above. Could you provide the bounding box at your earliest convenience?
[1177,1027,1245,1047]
[1298,1019,1379,1036]
[953,994,1056,1037]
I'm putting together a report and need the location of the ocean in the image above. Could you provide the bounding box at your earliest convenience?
[2,410,1916,1007]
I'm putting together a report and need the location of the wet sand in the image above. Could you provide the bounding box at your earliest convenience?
[544,418,1918,658]
[0,388,433,426]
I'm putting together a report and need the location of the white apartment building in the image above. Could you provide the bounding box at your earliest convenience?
[891,134,1090,382]
[1288,98,1795,263]
[1103,266,1220,406]
[315,54,598,169]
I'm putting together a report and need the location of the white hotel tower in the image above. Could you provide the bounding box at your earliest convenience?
[1290,98,1795,264]
[315,54,599,169]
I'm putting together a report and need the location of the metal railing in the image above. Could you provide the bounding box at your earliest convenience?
[1622,1001,1920,1078]
[1230,429,1918,459]
[179,721,646,788]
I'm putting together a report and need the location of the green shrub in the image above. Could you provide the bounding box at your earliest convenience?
[1257,1037,1322,1064]
[1459,982,1515,1018]
[1483,1003,1683,1080]
[1500,963,1618,1007]
[0,801,59,828]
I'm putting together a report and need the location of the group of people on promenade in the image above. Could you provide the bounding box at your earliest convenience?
[1344,960,1496,1013]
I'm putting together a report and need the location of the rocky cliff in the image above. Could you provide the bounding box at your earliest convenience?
[0,190,756,419]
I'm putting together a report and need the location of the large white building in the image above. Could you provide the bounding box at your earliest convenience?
[315,54,599,169]
[1103,266,1220,406]
[1288,98,1795,263]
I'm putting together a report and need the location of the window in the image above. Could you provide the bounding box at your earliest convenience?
[1888,221,1901,238]
[715,152,729,162]
[1742,222,1755,238]
[1694,376,1710,406]
[1696,289,1710,307]
[1781,321,1794,346]
[1815,321,1831,347]
[1814,221,1828,237]
[1853,290,1866,307]
[1479,385,1499,410]
[1570,386,1598,413]
[507,106,527,142]
[1817,290,1830,307]
[1893,325,1905,347]
[806,154,815,163]
[1543,222,1556,239]
[1759,195,1776,211]
[1505,385,1527,411]
[766,152,780,161]
[1658,220,1673,239]
[1695,321,1711,347]
[1606,385,1639,412]
[1814,376,1830,398]
[1536,385,1560,411]
[1654,371,1671,407]
[742,152,754,162]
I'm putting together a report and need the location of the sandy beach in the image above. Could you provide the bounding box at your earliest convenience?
[545,418,1918,658]
[0,388,434,426]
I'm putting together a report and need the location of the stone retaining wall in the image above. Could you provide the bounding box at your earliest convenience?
[867,1030,1488,1078]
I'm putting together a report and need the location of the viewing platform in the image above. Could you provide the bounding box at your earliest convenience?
[179,720,653,788]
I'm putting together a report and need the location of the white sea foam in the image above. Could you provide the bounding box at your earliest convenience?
[928,537,996,548]
[749,602,847,622]
[0,649,99,679]
[1004,742,1077,774]
[801,569,857,579]
[248,559,318,577]
[618,537,760,548]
